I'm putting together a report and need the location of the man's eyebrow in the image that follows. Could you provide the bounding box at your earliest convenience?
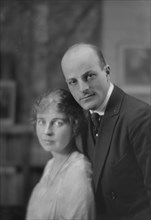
[82,71,95,78]
[66,77,76,82]
[66,71,96,82]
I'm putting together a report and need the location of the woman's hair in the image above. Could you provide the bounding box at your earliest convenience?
[31,88,85,136]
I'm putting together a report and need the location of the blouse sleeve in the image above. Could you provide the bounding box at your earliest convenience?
[59,159,96,220]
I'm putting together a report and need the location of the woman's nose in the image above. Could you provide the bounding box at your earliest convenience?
[44,123,54,135]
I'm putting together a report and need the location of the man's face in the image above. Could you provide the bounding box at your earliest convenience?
[61,47,110,111]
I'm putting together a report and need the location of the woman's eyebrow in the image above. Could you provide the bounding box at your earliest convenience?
[52,117,68,121]
[36,116,44,119]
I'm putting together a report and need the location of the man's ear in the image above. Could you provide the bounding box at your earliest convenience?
[104,65,110,75]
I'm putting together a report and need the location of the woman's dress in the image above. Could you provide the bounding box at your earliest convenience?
[26,151,95,220]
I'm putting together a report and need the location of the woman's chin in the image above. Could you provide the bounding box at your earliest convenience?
[42,144,54,152]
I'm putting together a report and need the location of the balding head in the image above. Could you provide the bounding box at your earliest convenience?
[61,43,107,71]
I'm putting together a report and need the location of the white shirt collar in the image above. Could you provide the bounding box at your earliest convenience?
[90,83,114,116]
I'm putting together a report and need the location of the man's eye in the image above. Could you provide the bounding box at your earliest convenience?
[86,74,95,81]
[68,80,77,86]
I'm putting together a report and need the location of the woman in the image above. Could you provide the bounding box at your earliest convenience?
[26,89,95,220]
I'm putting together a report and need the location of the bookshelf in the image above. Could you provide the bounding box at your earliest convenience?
[0,125,33,220]
[0,124,51,220]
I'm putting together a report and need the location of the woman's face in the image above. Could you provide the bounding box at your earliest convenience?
[36,104,73,154]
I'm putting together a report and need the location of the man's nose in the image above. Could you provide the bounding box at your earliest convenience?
[79,80,89,93]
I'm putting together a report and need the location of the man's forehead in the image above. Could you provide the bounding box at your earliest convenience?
[65,45,96,59]
[62,48,99,71]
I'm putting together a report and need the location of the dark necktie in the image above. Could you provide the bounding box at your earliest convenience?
[91,113,101,137]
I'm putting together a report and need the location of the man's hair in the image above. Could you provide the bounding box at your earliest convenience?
[64,42,107,69]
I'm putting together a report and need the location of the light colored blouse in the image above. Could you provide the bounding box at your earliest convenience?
[26,151,95,220]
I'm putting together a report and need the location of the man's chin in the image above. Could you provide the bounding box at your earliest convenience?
[80,102,96,111]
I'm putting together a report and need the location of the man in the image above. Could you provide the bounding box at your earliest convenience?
[61,43,151,220]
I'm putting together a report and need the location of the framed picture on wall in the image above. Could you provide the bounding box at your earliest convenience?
[0,80,16,126]
[119,44,151,93]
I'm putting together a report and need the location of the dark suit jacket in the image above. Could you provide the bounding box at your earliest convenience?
[82,85,151,220]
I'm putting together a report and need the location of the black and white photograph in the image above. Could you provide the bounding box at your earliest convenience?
[0,1,151,220]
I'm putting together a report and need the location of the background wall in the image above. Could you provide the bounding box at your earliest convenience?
[0,0,150,124]
[0,0,103,123]
[101,0,150,103]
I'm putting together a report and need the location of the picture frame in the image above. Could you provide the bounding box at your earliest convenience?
[0,80,16,126]
[119,44,151,94]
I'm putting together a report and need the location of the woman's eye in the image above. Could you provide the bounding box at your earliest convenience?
[37,119,45,126]
[54,120,64,127]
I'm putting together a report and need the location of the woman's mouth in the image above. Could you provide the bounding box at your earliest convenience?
[44,140,55,144]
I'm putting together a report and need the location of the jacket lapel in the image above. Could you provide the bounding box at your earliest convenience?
[93,86,125,190]
[93,114,119,189]
[87,118,96,162]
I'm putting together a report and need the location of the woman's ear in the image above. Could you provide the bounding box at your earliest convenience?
[72,119,78,136]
